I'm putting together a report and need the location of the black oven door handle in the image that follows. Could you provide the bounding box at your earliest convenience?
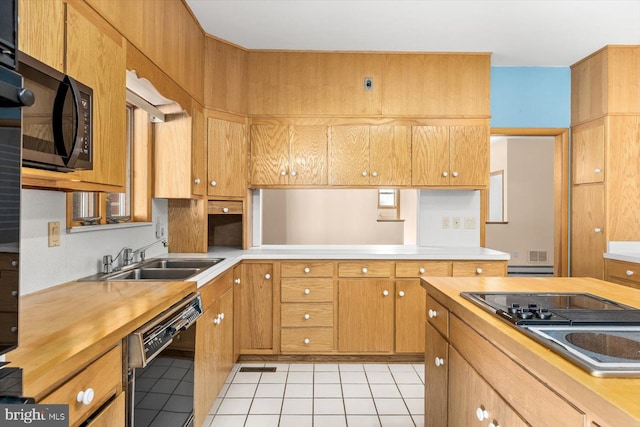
[0,80,34,108]
[52,75,84,165]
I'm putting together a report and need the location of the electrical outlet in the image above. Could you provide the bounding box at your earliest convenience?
[452,217,461,229]
[48,222,60,247]
[442,216,450,229]
[464,217,476,229]
[513,251,519,258]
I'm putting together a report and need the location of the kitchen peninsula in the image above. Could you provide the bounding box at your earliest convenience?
[422,276,640,426]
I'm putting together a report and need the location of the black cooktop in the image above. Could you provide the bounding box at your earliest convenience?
[461,292,640,326]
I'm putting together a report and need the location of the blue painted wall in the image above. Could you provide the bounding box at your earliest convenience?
[491,67,571,128]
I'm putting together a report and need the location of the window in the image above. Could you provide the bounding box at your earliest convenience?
[377,189,401,220]
[68,104,151,228]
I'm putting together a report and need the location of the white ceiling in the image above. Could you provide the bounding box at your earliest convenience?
[186,0,640,66]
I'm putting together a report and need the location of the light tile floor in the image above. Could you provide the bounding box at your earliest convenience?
[203,362,425,427]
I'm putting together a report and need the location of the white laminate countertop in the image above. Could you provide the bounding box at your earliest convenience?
[604,241,640,264]
[161,245,510,288]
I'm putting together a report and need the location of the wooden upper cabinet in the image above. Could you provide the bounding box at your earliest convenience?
[66,4,126,188]
[18,0,65,71]
[412,125,488,187]
[369,126,411,186]
[571,46,640,126]
[572,120,605,185]
[205,37,248,115]
[250,124,328,186]
[382,53,491,117]
[329,126,370,186]
[208,117,247,197]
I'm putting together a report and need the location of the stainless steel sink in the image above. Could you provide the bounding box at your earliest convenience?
[106,268,201,281]
[80,257,224,281]
[142,259,222,269]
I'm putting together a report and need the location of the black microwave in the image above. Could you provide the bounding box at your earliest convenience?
[19,53,93,172]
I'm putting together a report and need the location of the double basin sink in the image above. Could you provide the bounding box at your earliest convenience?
[94,258,224,281]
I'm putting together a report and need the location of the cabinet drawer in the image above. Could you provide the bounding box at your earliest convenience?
[452,261,506,277]
[0,270,18,311]
[281,278,334,302]
[281,303,333,327]
[338,262,393,278]
[41,345,122,427]
[208,200,243,214]
[0,253,18,270]
[281,261,334,278]
[85,392,125,427]
[281,327,333,352]
[427,294,449,337]
[606,259,640,288]
[396,261,450,277]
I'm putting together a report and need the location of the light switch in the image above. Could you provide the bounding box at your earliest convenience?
[452,217,461,229]
[464,217,476,229]
[442,216,451,229]
[48,222,60,247]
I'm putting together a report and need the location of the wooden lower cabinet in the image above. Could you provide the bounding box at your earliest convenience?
[448,348,527,427]
[337,279,394,352]
[239,263,275,352]
[605,258,640,290]
[571,184,605,279]
[425,322,448,427]
[395,280,426,353]
[85,392,125,427]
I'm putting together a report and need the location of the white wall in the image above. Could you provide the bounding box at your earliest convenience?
[417,190,481,247]
[20,189,168,295]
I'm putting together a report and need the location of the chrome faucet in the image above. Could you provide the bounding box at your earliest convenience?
[102,239,168,273]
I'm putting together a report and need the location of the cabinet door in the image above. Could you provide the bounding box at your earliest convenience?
[396,280,426,353]
[329,126,370,185]
[194,308,217,427]
[290,125,328,185]
[369,126,411,186]
[191,105,207,196]
[425,322,448,427]
[449,125,488,187]
[239,263,274,350]
[233,265,242,361]
[449,348,527,427]
[18,0,65,71]
[572,121,605,185]
[250,124,289,186]
[67,4,126,187]
[571,184,605,279]
[337,279,394,352]
[214,288,235,392]
[412,126,450,186]
[208,118,247,197]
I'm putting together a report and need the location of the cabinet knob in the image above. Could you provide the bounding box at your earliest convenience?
[398,291,405,297]
[442,171,448,177]
[194,178,201,184]
[11,260,17,268]
[219,313,225,320]
[213,317,220,325]
[594,168,601,174]
[281,170,287,176]
[304,288,311,295]
[76,388,95,405]
[594,227,602,233]
[627,270,634,277]
[304,313,311,320]
[304,267,311,274]
[264,273,271,280]
[452,171,459,177]
[10,326,17,333]
[371,171,378,177]
[434,357,445,367]
[290,171,297,177]
[476,268,483,275]
[428,309,437,318]
[419,267,426,274]
[222,207,229,213]
[488,423,500,427]
[383,290,389,296]
[304,338,310,345]
[11,290,17,297]
[362,267,368,274]
[476,407,489,421]
[234,278,241,285]
[210,180,217,187]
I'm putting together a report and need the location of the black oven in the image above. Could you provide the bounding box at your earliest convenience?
[19,53,93,172]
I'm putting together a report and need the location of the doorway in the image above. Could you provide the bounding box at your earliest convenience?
[484,128,569,277]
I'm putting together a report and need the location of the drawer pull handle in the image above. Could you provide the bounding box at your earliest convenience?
[219,313,225,320]
[11,290,17,297]
[76,388,95,405]
[398,291,405,297]
[222,207,229,213]
[213,317,220,325]
[489,423,500,427]
[476,407,489,421]
[290,171,297,177]
[234,278,241,285]
[304,338,310,345]
[194,178,201,184]
[442,171,448,177]
[362,171,368,177]
[304,288,311,295]
[383,290,389,297]
[428,309,437,318]
[594,227,601,233]
[627,270,634,276]
[11,260,17,268]
[304,313,311,320]
[434,357,445,367]
[264,273,271,280]
[476,268,483,275]
[362,267,368,274]
[594,168,601,174]
[210,180,217,187]
[371,171,378,177]
[304,267,311,274]
[419,268,426,274]
[281,170,287,176]
[452,171,459,177]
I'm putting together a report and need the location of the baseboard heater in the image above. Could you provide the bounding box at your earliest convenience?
[508,265,554,277]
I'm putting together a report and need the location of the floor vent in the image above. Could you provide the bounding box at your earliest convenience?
[239,367,277,373]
